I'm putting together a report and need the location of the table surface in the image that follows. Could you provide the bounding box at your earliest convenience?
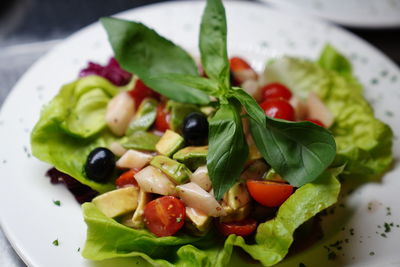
[0,0,399,266]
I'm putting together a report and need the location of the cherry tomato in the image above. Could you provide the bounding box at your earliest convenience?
[115,169,138,188]
[154,104,170,132]
[143,196,186,237]
[229,57,258,86]
[128,79,160,108]
[261,83,292,101]
[246,180,294,207]
[217,218,258,237]
[259,99,295,121]
[230,57,252,71]
[306,119,325,128]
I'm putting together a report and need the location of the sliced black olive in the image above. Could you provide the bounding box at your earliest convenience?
[182,112,208,146]
[84,147,115,182]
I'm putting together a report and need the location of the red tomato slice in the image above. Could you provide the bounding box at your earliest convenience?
[115,169,138,188]
[217,218,257,237]
[154,104,170,132]
[306,118,325,128]
[261,83,292,101]
[246,180,294,207]
[259,99,295,121]
[128,79,160,108]
[230,57,252,71]
[229,57,258,86]
[143,196,186,237]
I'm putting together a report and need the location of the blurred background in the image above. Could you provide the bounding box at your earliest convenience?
[0,0,399,266]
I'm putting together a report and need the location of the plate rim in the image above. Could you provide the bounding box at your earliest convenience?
[0,1,399,267]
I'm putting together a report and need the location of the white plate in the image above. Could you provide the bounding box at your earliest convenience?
[0,1,399,267]
[261,0,400,28]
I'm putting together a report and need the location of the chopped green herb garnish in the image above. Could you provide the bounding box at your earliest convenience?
[386,207,392,216]
[77,247,81,252]
[349,228,354,236]
[381,233,387,238]
[384,222,391,233]
[328,251,337,260]
[52,239,59,246]
[176,217,182,223]
[53,200,61,206]
[369,251,375,256]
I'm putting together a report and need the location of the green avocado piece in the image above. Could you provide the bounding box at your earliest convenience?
[155,130,184,156]
[173,146,208,170]
[223,182,251,210]
[92,187,139,218]
[126,98,158,135]
[166,100,200,133]
[131,190,152,229]
[184,207,212,236]
[150,155,191,184]
[121,131,161,151]
[220,205,251,223]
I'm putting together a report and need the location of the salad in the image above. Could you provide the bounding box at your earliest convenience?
[30,0,393,266]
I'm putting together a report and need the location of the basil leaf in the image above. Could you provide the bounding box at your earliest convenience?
[207,100,248,199]
[200,0,230,91]
[231,88,265,125]
[101,17,209,104]
[159,73,220,96]
[249,117,336,187]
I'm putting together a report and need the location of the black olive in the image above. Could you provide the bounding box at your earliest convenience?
[182,112,208,146]
[84,147,115,182]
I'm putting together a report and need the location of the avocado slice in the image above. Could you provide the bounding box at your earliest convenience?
[150,155,192,184]
[219,182,251,222]
[92,187,138,218]
[185,207,212,236]
[173,146,208,170]
[126,98,158,135]
[220,204,251,223]
[131,189,152,229]
[223,182,251,210]
[121,131,161,151]
[155,130,184,157]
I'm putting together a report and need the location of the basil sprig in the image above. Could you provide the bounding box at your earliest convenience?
[101,0,336,199]
[163,0,336,198]
[207,99,248,199]
[101,17,209,104]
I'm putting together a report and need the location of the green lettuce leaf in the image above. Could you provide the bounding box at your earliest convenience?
[229,170,340,266]
[263,46,393,179]
[31,76,121,193]
[81,202,232,267]
[81,170,340,266]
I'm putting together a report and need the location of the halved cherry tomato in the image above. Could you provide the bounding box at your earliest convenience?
[246,180,294,207]
[230,57,252,71]
[259,99,295,121]
[306,118,325,128]
[217,218,257,237]
[154,104,170,132]
[143,196,186,237]
[115,169,138,188]
[229,57,258,86]
[261,83,292,101]
[128,79,160,108]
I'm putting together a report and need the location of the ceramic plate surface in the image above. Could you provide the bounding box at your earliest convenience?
[0,1,399,267]
[261,0,400,28]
